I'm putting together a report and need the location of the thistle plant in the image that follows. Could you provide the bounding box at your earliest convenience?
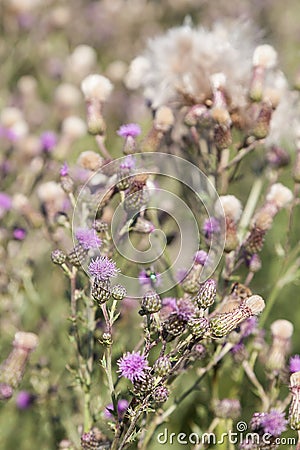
[1,5,300,450]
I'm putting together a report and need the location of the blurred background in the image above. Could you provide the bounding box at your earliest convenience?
[0,1,300,448]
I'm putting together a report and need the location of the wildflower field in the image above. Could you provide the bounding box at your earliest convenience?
[1,1,300,449]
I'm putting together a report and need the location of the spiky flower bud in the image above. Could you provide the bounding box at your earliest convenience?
[209,295,265,339]
[81,428,110,450]
[0,332,38,388]
[214,123,232,150]
[180,264,203,294]
[194,279,216,309]
[243,227,265,255]
[132,371,155,396]
[132,217,155,233]
[252,102,272,139]
[111,284,127,301]
[101,333,112,346]
[141,290,162,314]
[289,371,300,430]
[68,244,86,267]
[153,356,172,377]
[163,312,186,337]
[152,385,169,403]
[124,187,149,215]
[51,249,67,265]
[93,220,108,233]
[188,316,209,338]
[91,279,111,305]
[266,320,293,372]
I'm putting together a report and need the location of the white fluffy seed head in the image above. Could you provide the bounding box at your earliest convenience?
[54,83,81,108]
[253,44,278,69]
[81,74,113,102]
[37,181,65,203]
[70,45,97,70]
[154,106,175,131]
[266,183,293,208]
[14,331,39,351]
[210,72,226,90]
[61,116,87,138]
[124,56,150,90]
[271,319,294,339]
[77,151,103,171]
[219,195,243,222]
[244,295,265,315]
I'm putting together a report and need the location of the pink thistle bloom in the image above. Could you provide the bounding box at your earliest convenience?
[88,256,120,280]
[117,123,141,138]
[60,162,69,177]
[13,228,27,240]
[117,351,149,382]
[290,355,300,373]
[119,155,136,170]
[40,131,57,152]
[104,399,129,419]
[194,250,208,265]
[75,228,102,250]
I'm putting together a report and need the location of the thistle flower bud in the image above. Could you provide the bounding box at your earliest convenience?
[141,290,162,314]
[132,217,155,234]
[81,428,110,450]
[163,312,186,337]
[266,320,293,372]
[153,356,172,377]
[111,284,127,301]
[93,220,108,233]
[67,244,86,267]
[124,185,149,215]
[152,385,169,403]
[252,102,272,139]
[0,332,38,388]
[133,372,155,396]
[194,279,216,309]
[266,183,293,209]
[51,249,67,265]
[77,151,104,171]
[188,316,209,338]
[289,371,300,430]
[61,116,87,139]
[91,279,111,305]
[209,295,265,338]
[180,264,203,294]
[81,74,113,103]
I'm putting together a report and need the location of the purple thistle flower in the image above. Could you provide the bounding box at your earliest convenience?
[117,123,141,139]
[75,228,102,250]
[203,217,221,238]
[289,355,300,373]
[119,155,136,170]
[260,410,287,436]
[177,297,195,321]
[117,351,149,382]
[240,317,258,338]
[60,162,69,177]
[40,131,57,152]
[104,399,129,419]
[16,391,35,410]
[194,250,208,265]
[88,256,120,280]
[13,228,26,240]
[0,192,12,211]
